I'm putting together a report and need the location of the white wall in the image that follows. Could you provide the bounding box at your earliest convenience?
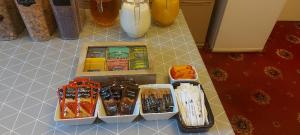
[279,0,300,21]
[210,0,286,52]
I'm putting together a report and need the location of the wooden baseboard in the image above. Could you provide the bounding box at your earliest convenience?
[277,18,300,21]
[212,47,264,52]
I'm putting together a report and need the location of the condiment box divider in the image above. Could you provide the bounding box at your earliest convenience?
[139,84,178,120]
[54,100,99,125]
[97,97,140,123]
[76,42,156,84]
[172,81,214,133]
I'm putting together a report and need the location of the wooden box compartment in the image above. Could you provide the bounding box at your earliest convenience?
[76,42,156,84]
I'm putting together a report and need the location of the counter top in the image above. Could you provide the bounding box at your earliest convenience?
[0,11,234,135]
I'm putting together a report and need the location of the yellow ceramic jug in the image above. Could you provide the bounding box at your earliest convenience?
[151,0,179,26]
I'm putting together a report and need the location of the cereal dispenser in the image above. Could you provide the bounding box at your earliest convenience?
[0,0,25,40]
[50,0,86,40]
[15,0,56,41]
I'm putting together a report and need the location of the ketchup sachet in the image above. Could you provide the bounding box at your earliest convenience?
[57,77,101,119]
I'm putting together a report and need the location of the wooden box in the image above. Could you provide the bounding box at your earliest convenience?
[0,0,25,40]
[76,42,156,84]
[15,0,56,41]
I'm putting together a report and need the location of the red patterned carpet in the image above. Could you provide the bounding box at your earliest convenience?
[200,22,300,135]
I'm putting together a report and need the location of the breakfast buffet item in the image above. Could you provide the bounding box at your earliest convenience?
[141,88,174,113]
[87,47,106,58]
[90,0,120,26]
[170,65,197,80]
[15,0,56,41]
[106,59,129,71]
[107,47,130,59]
[120,0,151,38]
[50,0,85,40]
[83,45,150,72]
[57,78,100,119]
[84,58,106,72]
[139,84,178,120]
[175,83,208,126]
[129,47,149,70]
[0,0,25,40]
[99,80,139,116]
[53,39,213,129]
[151,0,179,26]
[84,47,106,72]
[77,42,156,87]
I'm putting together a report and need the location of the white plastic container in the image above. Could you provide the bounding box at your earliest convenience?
[169,66,199,84]
[139,84,178,120]
[54,101,99,125]
[120,0,151,38]
[98,97,140,123]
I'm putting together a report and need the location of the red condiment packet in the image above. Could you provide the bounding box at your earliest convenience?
[62,85,77,119]
[77,84,93,117]
[57,77,101,119]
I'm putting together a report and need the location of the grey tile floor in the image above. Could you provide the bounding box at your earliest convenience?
[0,11,234,135]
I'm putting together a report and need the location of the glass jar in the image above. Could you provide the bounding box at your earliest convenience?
[90,0,120,26]
[151,0,179,26]
[120,0,151,38]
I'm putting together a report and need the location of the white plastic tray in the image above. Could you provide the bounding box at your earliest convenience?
[139,84,178,120]
[97,96,140,123]
[169,66,198,84]
[54,100,99,125]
